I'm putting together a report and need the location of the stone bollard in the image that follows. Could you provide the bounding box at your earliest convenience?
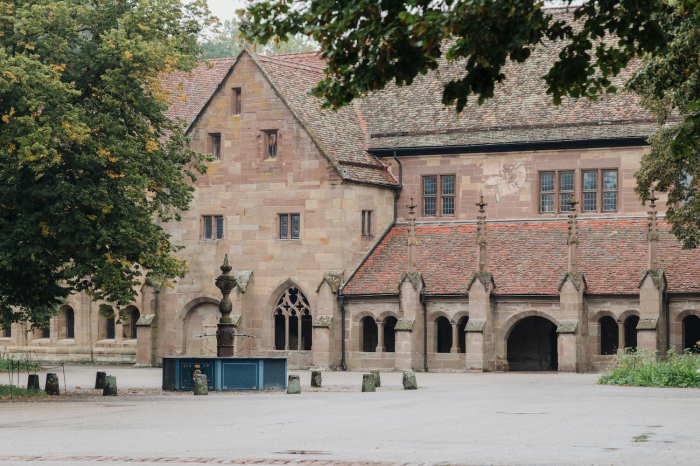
[371,369,381,387]
[403,371,418,390]
[310,371,322,388]
[27,374,40,390]
[103,375,118,396]
[95,371,106,389]
[287,375,301,394]
[45,373,60,395]
[194,374,208,396]
[362,373,376,392]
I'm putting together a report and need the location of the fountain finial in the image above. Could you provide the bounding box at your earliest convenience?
[221,254,232,274]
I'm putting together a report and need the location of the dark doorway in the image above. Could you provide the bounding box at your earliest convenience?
[274,312,285,350]
[600,316,618,355]
[624,315,639,351]
[436,316,452,353]
[106,316,115,339]
[289,313,299,350]
[42,323,50,339]
[66,308,75,339]
[362,317,378,352]
[507,316,558,371]
[458,317,469,353]
[130,308,140,340]
[301,312,313,350]
[384,316,397,353]
[683,315,700,353]
[2,325,9,338]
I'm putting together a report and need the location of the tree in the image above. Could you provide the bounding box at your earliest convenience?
[629,0,700,249]
[202,17,317,60]
[240,0,667,112]
[0,0,214,330]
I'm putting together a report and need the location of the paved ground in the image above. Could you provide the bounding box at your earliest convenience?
[1,365,699,466]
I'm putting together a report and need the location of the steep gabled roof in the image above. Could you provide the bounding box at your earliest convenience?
[255,52,397,186]
[162,58,236,130]
[342,220,700,296]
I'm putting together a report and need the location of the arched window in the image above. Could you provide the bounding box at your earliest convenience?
[41,321,50,339]
[361,316,378,352]
[130,308,140,340]
[683,315,700,353]
[624,315,639,351]
[599,316,618,355]
[2,325,10,338]
[106,316,115,340]
[383,316,398,353]
[66,308,75,339]
[273,287,312,350]
[436,316,452,353]
[458,317,469,353]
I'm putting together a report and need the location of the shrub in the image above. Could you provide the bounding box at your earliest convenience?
[0,353,43,372]
[598,348,700,388]
[0,384,47,398]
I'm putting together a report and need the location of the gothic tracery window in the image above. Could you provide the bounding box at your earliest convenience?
[273,287,312,351]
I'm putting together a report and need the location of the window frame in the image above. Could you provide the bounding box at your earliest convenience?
[202,215,224,241]
[582,170,598,213]
[540,172,555,213]
[422,174,457,218]
[232,87,241,115]
[602,169,618,212]
[265,130,278,160]
[209,133,221,161]
[538,168,619,214]
[361,210,373,237]
[279,213,301,240]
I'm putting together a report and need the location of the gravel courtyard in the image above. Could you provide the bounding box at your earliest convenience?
[1,365,699,466]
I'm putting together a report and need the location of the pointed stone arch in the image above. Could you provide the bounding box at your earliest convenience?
[268,278,314,351]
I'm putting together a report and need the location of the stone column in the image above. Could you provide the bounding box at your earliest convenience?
[376,321,385,353]
[297,315,302,351]
[450,323,459,353]
[396,275,423,371]
[394,324,414,370]
[557,276,586,372]
[284,316,289,350]
[617,323,625,352]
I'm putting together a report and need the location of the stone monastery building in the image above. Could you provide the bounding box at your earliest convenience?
[3,9,700,372]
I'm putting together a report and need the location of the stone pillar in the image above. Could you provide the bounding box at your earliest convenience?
[450,323,459,353]
[135,315,155,366]
[232,270,253,356]
[313,270,343,368]
[636,192,665,356]
[396,275,423,371]
[376,321,385,353]
[465,273,494,371]
[557,276,587,372]
[214,255,237,358]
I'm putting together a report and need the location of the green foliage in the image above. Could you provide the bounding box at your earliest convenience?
[0,354,43,372]
[0,0,214,328]
[201,17,317,59]
[629,0,700,249]
[0,384,47,397]
[598,348,700,388]
[239,0,666,112]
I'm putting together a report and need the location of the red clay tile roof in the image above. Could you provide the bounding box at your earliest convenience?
[257,53,398,186]
[162,58,236,129]
[341,220,700,296]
